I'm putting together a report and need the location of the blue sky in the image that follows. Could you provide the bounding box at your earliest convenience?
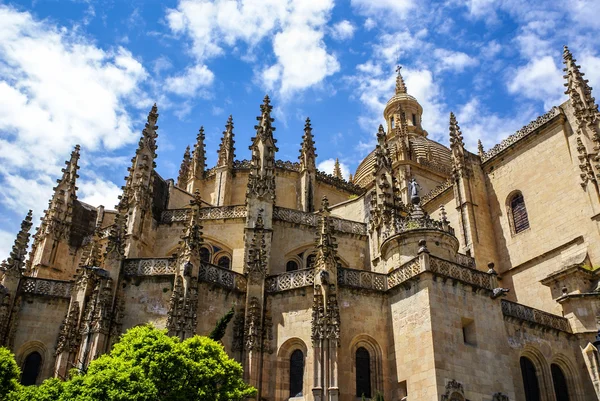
[1,0,600,256]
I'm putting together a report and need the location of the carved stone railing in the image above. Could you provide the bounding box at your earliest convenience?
[233,159,251,169]
[481,107,561,162]
[123,258,177,276]
[382,215,455,242]
[456,253,476,268]
[421,179,453,205]
[275,160,300,172]
[337,267,387,291]
[429,256,493,290]
[316,170,364,195]
[387,258,422,288]
[417,159,452,175]
[273,207,367,236]
[21,278,72,298]
[199,262,247,292]
[501,299,572,333]
[265,268,315,292]
[161,205,247,224]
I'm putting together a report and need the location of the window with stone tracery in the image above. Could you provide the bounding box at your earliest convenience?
[217,255,231,269]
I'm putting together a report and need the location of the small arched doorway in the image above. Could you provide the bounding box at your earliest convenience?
[21,351,42,386]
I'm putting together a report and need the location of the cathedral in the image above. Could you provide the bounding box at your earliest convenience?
[2,46,600,401]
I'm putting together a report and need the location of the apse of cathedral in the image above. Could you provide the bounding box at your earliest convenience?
[3,46,600,401]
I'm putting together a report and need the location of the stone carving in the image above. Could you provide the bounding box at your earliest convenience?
[55,301,81,355]
[231,312,245,352]
[420,179,453,205]
[501,299,572,332]
[429,256,493,290]
[161,205,247,224]
[337,268,387,291]
[190,126,206,181]
[273,206,367,236]
[275,159,301,172]
[247,96,278,201]
[244,296,262,351]
[387,258,422,288]
[2,210,33,276]
[217,115,236,168]
[245,211,268,279]
[576,137,596,187]
[177,146,191,188]
[481,107,560,162]
[316,170,363,195]
[417,158,452,175]
[123,258,177,276]
[198,262,247,293]
[441,379,465,401]
[449,112,468,179]
[21,278,72,298]
[265,268,316,292]
[299,118,317,172]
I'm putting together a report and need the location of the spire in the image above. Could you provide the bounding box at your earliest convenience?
[2,211,33,275]
[449,112,467,179]
[40,145,80,239]
[191,126,206,180]
[315,197,338,265]
[253,95,277,144]
[333,158,343,179]
[177,146,191,188]
[217,116,236,168]
[299,117,317,171]
[395,65,407,95]
[105,212,127,259]
[477,139,485,158]
[117,104,159,212]
[247,96,278,201]
[563,46,599,126]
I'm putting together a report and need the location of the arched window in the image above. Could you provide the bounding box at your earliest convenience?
[510,192,530,234]
[306,254,316,269]
[289,349,304,397]
[286,260,299,272]
[356,347,371,398]
[390,117,395,129]
[551,364,570,401]
[520,356,540,401]
[200,247,211,264]
[21,351,42,386]
[217,255,231,270]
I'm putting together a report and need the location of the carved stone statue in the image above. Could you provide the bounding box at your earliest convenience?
[409,178,421,204]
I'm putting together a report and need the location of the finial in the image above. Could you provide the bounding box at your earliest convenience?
[226,115,233,130]
[191,189,202,208]
[395,65,407,94]
[449,112,464,149]
[320,196,330,212]
[333,158,342,179]
[217,116,236,167]
[4,210,33,273]
[477,139,485,157]
[439,205,448,223]
[305,117,312,131]
[177,146,192,188]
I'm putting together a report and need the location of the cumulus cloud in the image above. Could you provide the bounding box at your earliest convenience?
[433,48,478,72]
[507,56,565,109]
[166,0,339,96]
[165,64,214,96]
[318,159,350,180]
[0,5,147,242]
[351,0,416,19]
[330,20,356,41]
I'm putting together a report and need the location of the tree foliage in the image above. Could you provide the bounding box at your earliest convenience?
[208,306,235,341]
[0,347,20,400]
[2,326,255,401]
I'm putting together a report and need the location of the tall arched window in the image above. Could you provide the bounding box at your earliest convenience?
[510,192,530,234]
[289,349,304,397]
[217,255,231,270]
[21,351,42,386]
[356,347,371,398]
[551,364,570,401]
[520,356,540,401]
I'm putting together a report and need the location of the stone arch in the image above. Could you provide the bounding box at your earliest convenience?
[15,341,48,386]
[551,354,583,401]
[165,236,233,262]
[275,338,309,401]
[520,346,553,401]
[349,334,383,398]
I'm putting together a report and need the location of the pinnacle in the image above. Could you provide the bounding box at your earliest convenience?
[305,117,312,130]
[333,158,342,179]
[320,196,330,212]
[226,115,234,130]
[478,139,485,156]
[449,112,464,149]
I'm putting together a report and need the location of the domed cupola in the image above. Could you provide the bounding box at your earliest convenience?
[384,66,426,139]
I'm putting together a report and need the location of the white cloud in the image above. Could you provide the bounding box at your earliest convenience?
[78,178,123,209]
[351,0,416,19]
[364,18,376,30]
[165,64,214,96]
[318,159,350,180]
[331,20,356,41]
[166,0,339,96]
[507,56,565,109]
[433,48,478,72]
[0,229,15,263]
[0,4,146,238]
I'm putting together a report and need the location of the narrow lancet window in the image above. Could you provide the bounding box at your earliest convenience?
[290,349,304,397]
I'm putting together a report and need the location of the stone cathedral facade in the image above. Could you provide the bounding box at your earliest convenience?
[3,46,600,401]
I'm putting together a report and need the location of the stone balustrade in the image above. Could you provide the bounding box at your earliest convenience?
[123,258,177,276]
[161,205,247,224]
[387,258,422,288]
[501,299,572,333]
[265,268,315,292]
[198,262,247,293]
[273,207,367,236]
[337,267,387,291]
[21,278,72,298]
[428,256,493,290]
